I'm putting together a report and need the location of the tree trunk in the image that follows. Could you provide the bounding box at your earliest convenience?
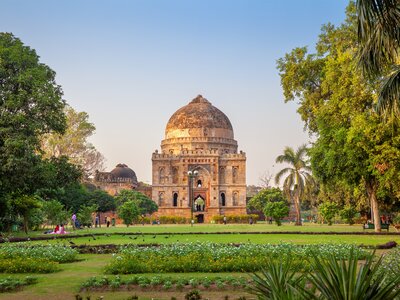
[366,180,381,233]
[294,193,302,226]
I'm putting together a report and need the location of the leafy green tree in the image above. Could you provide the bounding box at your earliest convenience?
[56,184,91,213]
[9,194,42,234]
[88,190,116,212]
[356,0,400,116]
[77,204,98,228]
[41,199,70,227]
[41,105,105,178]
[339,204,357,225]
[115,190,158,215]
[0,33,66,222]
[247,187,286,211]
[275,145,314,225]
[277,3,400,232]
[318,202,339,225]
[263,201,290,226]
[117,200,140,227]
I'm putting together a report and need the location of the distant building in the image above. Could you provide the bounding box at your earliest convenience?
[152,95,247,223]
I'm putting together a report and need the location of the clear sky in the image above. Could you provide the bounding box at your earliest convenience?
[1,0,349,185]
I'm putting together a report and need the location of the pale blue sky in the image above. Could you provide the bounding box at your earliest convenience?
[1,0,349,185]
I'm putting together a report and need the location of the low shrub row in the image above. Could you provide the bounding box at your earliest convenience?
[0,243,78,263]
[105,242,369,274]
[212,214,259,224]
[81,275,249,291]
[0,258,59,273]
[140,216,189,224]
[0,276,38,292]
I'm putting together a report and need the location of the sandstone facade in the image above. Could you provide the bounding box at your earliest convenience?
[152,95,247,223]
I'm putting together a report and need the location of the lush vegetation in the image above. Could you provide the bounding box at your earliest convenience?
[0,276,38,293]
[250,249,400,300]
[277,2,400,232]
[81,274,249,291]
[0,243,78,263]
[105,242,368,274]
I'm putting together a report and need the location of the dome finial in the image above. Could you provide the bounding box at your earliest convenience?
[190,94,210,104]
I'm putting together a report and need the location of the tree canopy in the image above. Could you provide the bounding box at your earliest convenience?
[41,105,105,179]
[115,190,158,215]
[277,3,400,231]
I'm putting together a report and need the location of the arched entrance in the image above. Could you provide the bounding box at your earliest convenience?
[194,195,205,212]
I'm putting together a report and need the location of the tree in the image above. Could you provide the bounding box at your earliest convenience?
[274,145,314,225]
[356,0,400,116]
[318,202,339,225]
[115,190,158,215]
[117,200,139,227]
[0,33,66,222]
[41,105,105,179]
[41,199,70,227]
[88,190,116,212]
[77,204,98,228]
[277,3,400,232]
[263,202,290,226]
[339,204,357,225]
[247,187,286,212]
[10,194,42,234]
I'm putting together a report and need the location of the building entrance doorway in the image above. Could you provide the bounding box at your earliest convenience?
[194,195,205,212]
[196,214,204,223]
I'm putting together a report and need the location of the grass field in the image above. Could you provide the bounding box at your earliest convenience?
[11,222,400,238]
[1,223,399,299]
[30,232,400,246]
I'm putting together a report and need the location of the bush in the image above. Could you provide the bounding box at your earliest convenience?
[105,242,367,274]
[263,201,289,226]
[212,214,259,224]
[0,243,78,263]
[0,257,59,273]
[0,276,38,292]
[318,202,339,225]
[339,205,357,225]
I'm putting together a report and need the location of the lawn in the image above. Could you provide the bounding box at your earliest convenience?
[10,222,400,238]
[1,223,399,299]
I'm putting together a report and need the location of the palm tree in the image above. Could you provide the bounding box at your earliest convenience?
[356,0,400,117]
[275,145,314,226]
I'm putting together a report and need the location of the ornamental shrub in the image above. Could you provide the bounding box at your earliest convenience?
[212,214,258,224]
[105,242,367,274]
[0,276,38,292]
[0,258,59,273]
[318,202,339,225]
[0,243,78,263]
[263,201,289,226]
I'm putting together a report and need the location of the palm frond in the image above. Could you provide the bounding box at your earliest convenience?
[377,65,400,117]
[276,146,296,165]
[357,0,400,76]
[274,167,293,185]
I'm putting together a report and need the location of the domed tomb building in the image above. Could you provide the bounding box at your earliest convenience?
[94,163,138,196]
[152,95,246,223]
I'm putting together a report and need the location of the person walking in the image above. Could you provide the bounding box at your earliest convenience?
[71,213,77,230]
[106,216,111,228]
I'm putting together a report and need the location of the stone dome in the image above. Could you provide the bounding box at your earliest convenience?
[165,95,234,140]
[110,164,138,183]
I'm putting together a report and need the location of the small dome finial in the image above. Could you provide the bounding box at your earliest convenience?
[190,94,210,104]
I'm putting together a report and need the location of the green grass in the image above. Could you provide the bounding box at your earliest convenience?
[28,232,400,246]
[10,222,399,239]
[2,223,399,299]
[0,254,252,300]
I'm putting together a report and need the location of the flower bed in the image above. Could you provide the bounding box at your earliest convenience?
[81,275,249,291]
[0,243,78,263]
[105,242,369,274]
[0,258,59,273]
[0,276,38,292]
